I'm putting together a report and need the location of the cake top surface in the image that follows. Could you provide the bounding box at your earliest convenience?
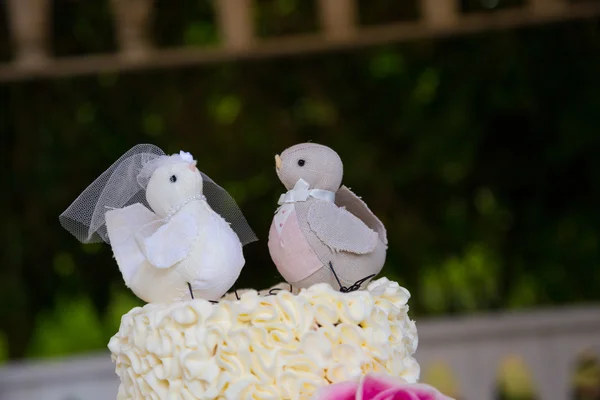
[109,277,420,400]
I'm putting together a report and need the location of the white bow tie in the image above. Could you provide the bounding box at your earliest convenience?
[278,179,335,205]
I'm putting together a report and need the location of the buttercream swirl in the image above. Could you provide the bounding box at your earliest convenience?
[109,277,419,400]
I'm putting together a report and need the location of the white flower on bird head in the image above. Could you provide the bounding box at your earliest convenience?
[179,151,194,163]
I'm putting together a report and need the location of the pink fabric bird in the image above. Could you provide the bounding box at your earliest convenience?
[268,143,388,291]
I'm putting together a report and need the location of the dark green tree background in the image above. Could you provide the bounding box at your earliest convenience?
[0,1,599,373]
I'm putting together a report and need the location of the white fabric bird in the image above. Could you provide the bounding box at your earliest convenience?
[60,144,257,303]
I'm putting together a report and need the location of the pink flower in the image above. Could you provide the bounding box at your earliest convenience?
[313,374,454,400]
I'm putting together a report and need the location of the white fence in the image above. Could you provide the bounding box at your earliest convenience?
[1,304,599,400]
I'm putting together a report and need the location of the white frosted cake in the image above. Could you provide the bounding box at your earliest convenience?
[109,278,419,399]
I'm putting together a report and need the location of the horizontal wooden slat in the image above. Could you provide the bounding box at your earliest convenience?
[530,0,568,16]
[1,2,599,83]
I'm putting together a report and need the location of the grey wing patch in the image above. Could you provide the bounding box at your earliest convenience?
[335,185,388,246]
[307,201,378,254]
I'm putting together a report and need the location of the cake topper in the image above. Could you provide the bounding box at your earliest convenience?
[268,143,388,292]
[59,144,258,303]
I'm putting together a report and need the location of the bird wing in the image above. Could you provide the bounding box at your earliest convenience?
[105,203,159,286]
[307,200,379,254]
[335,185,388,246]
[134,209,199,269]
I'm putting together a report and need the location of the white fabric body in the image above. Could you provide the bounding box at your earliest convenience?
[106,199,244,302]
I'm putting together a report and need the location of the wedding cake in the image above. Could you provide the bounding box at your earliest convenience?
[108,278,419,399]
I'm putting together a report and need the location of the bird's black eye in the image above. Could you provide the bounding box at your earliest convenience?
[170,175,177,183]
[297,159,306,167]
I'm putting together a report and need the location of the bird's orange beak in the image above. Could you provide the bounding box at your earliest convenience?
[275,154,282,170]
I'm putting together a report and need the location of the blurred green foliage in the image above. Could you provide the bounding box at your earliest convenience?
[255,0,319,37]
[0,5,10,62]
[357,0,419,24]
[153,0,218,47]
[0,2,599,382]
[51,0,116,56]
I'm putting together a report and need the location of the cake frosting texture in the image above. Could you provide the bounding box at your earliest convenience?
[108,278,419,400]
